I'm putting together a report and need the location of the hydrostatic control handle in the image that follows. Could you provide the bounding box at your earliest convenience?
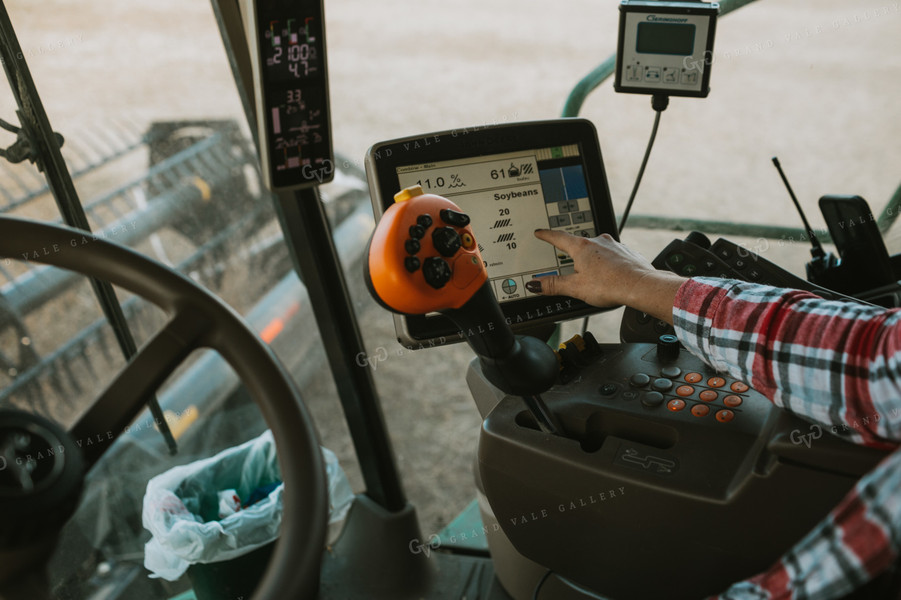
[365,187,559,398]
[366,186,486,314]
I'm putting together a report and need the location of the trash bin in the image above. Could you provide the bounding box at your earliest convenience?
[142,430,353,599]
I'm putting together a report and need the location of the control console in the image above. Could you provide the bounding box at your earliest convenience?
[620,232,865,342]
[472,331,888,599]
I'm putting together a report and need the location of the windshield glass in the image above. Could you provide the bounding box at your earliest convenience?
[0,1,899,599]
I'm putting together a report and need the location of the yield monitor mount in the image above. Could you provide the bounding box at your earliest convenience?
[614,1,719,98]
[365,119,619,347]
[245,0,333,191]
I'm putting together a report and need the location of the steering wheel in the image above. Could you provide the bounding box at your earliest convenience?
[0,216,328,599]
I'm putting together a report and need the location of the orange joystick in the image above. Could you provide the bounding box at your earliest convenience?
[365,185,487,314]
[365,187,561,433]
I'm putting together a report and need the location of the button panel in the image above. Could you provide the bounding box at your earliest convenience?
[597,369,753,425]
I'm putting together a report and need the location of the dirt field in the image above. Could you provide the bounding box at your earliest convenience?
[3,0,901,569]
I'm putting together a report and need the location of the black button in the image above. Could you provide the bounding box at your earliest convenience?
[636,311,652,325]
[599,383,619,396]
[417,214,433,228]
[681,264,697,276]
[432,227,462,257]
[440,209,470,227]
[703,259,717,271]
[734,259,747,270]
[405,257,421,272]
[409,224,426,239]
[717,247,732,260]
[652,378,674,392]
[668,252,685,266]
[630,373,651,387]
[641,391,664,408]
[405,239,421,254]
[661,366,681,378]
[748,269,762,281]
[622,391,638,401]
[422,257,452,289]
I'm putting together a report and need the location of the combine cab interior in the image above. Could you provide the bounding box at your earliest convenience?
[0,1,900,599]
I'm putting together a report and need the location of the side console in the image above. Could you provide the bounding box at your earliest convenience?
[472,335,887,600]
[620,232,863,342]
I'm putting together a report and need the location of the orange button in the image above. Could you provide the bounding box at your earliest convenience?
[716,410,735,423]
[691,404,710,417]
[685,372,703,383]
[667,399,686,412]
[676,385,694,397]
[699,390,718,402]
[724,395,743,408]
[730,381,749,393]
[707,377,726,388]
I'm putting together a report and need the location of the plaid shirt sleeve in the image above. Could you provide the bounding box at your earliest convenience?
[671,277,901,600]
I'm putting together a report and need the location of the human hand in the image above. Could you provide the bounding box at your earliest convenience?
[525,230,685,323]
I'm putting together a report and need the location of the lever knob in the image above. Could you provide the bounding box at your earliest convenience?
[365,188,485,313]
[684,231,711,249]
[656,334,680,362]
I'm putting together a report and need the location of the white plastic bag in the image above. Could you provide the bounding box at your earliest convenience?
[142,430,353,581]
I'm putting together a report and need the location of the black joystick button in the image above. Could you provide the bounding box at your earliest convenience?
[409,224,426,239]
[405,256,421,272]
[422,257,452,289]
[432,227,462,257]
[405,239,421,255]
[417,214,433,228]
[657,334,680,362]
[440,208,470,227]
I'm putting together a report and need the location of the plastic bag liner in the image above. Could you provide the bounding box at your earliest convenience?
[142,430,353,581]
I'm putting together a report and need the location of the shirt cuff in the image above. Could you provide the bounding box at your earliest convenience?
[672,277,740,368]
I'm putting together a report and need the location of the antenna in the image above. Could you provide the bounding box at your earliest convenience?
[771,157,826,260]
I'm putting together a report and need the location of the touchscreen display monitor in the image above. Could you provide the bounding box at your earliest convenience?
[366,119,617,346]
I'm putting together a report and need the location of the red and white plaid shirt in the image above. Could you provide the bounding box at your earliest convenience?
[672,277,901,600]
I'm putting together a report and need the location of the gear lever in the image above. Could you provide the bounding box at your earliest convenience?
[365,186,562,434]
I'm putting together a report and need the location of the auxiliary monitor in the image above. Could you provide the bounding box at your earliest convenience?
[245,0,334,191]
[614,1,719,98]
[366,119,618,347]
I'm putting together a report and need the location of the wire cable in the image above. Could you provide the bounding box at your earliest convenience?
[533,569,553,600]
[532,568,609,599]
[581,95,668,336]
[618,95,668,235]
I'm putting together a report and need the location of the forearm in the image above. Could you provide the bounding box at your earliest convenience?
[673,277,901,447]
[708,449,901,600]
[623,270,685,325]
